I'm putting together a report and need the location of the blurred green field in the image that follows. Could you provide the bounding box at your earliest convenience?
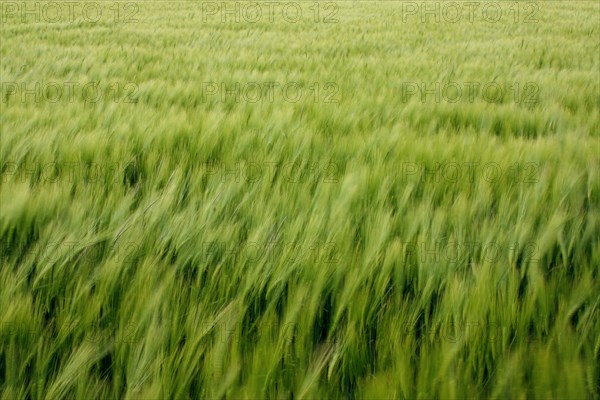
[1,1,599,398]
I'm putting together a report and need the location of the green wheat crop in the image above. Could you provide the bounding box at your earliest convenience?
[1,1,599,398]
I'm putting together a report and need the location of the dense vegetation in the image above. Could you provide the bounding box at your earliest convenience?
[1,1,599,398]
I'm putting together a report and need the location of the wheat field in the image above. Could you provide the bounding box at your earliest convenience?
[1,1,599,398]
